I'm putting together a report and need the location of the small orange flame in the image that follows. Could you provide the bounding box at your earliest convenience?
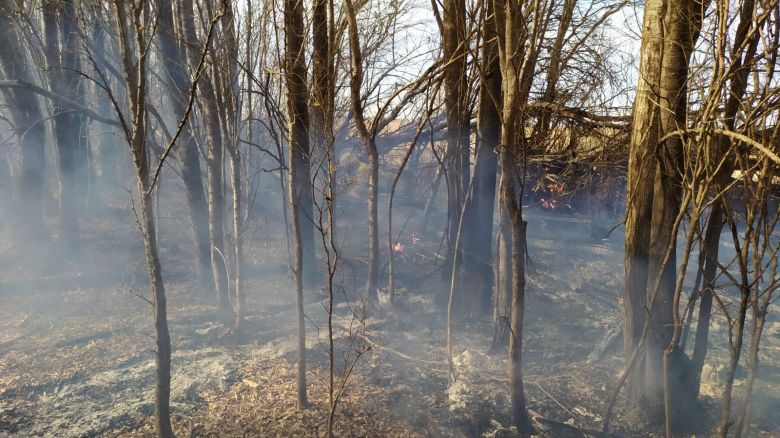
[541,198,558,209]
[392,241,405,253]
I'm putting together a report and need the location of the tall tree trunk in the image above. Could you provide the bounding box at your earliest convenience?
[179,0,234,322]
[311,0,332,167]
[112,2,173,436]
[310,0,337,289]
[366,145,379,302]
[205,101,233,323]
[621,0,661,403]
[181,140,212,287]
[136,179,174,438]
[230,148,244,331]
[462,1,501,317]
[343,0,379,303]
[652,3,706,428]
[489,197,511,352]
[219,0,245,332]
[281,0,317,286]
[499,132,530,435]
[158,0,212,287]
[0,6,48,241]
[60,1,89,213]
[43,1,81,246]
[623,0,706,423]
[284,0,310,408]
[508,212,529,434]
[690,0,758,391]
[494,0,533,431]
[442,0,471,278]
[88,6,118,191]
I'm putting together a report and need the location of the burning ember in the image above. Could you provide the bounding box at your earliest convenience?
[540,198,558,209]
[392,241,405,253]
[546,182,565,195]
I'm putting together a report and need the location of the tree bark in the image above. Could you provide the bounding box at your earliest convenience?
[623,0,707,423]
[158,0,212,287]
[366,145,379,302]
[0,6,48,241]
[87,6,122,190]
[229,148,244,331]
[112,2,173,436]
[499,138,530,435]
[311,0,333,168]
[690,0,758,392]
[441,0,471,278]
[43,0,82,246]
[179,0,234,323]
[622,0,662,396]
[489,197,511,352]
[60,1,89,213]
[281,0,317,287]
[690,204,722,391]
[493,0,535,431]
[310,0,337,293]
[344,0,379,303]
[462,1,500,316]
[138,183,174,438]
[284,0,310,408]
[218,0,245,332]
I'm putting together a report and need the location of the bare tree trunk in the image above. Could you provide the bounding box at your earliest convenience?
[87,6,116,190]
[229,149,244,330]
[311,0,332,166]
[622,0,663,402]
[291,179,308,408]
[43,1,82,246]
[87,5,125,188]
[441,0,471,279]
[210,0,243,332]
[311,0,337,293]
[489,198,511,353]
[462,1,500,316]
[733,272,774,438]
[344,0,379,303]
[499,147,530,434]
[205,90,233,324]
[60,1,89,213]
[233,0,255,333]
[0,6,48,241]
[716,273,750,438]
[690,0,758,391]
[182,145,212,286]
[366,146,380,302]
[112,2,173,436]
[497,91,530,435]
[179,0,234,323]
[138,184,174,438]
[284,0,310,408]
[158,0,212,286]
[508,215,529,434]
[690,205,722,389]
[622,1,707,423]
[493,0,536,431]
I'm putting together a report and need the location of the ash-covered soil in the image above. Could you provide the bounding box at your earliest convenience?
[1,197,779,437]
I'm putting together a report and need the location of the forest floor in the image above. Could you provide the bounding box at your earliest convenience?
[1,190,779,437]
